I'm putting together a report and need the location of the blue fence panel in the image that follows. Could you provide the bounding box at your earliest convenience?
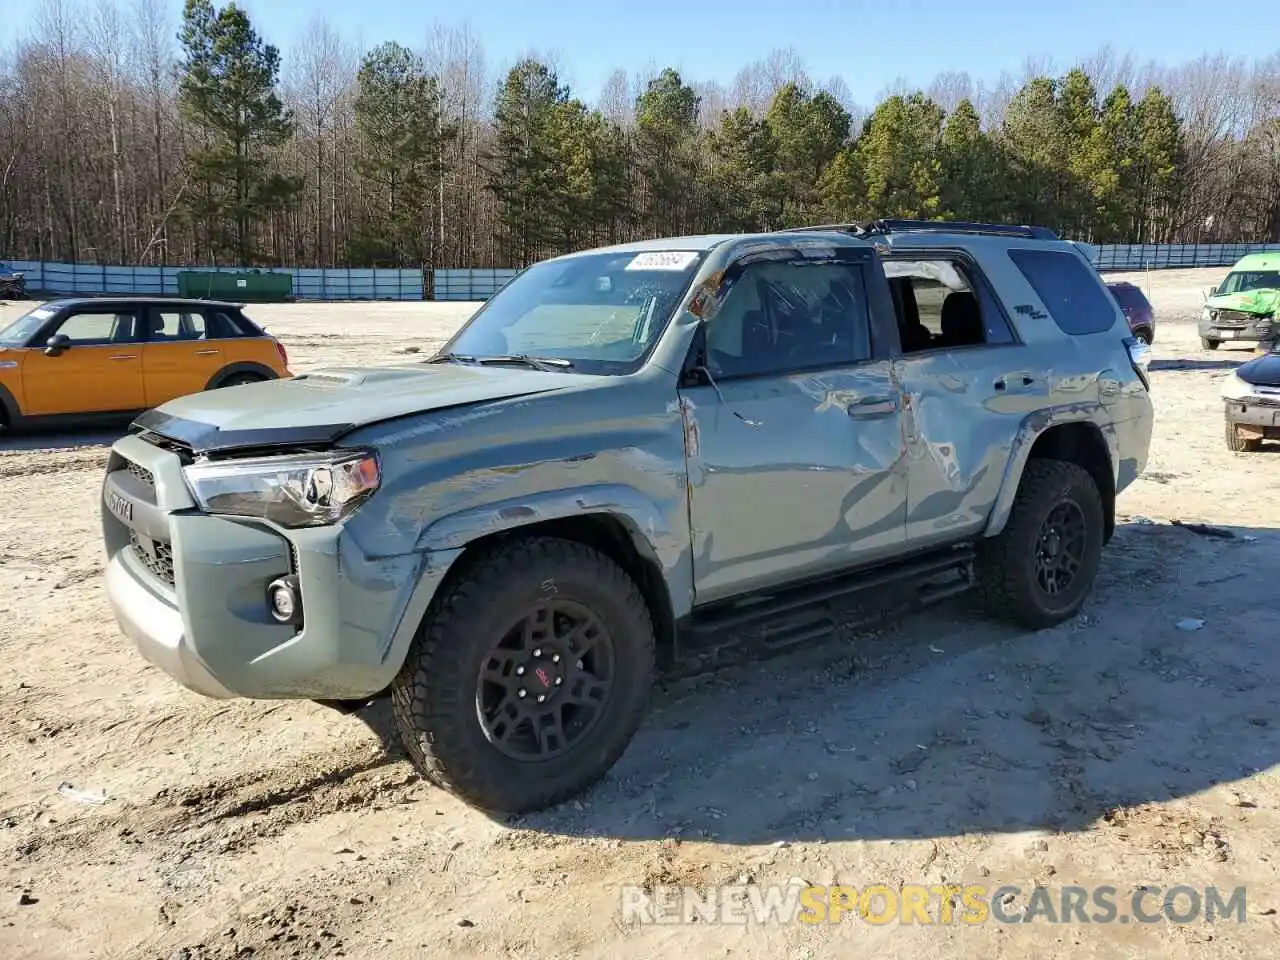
[15,246,1280,303]
[3,260,425,300]
[432,268,518,301]
[1091,242,1280,271]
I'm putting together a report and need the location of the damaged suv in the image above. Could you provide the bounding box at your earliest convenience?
[100,219,1154,814]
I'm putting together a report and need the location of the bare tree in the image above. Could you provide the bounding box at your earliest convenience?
[287,14,354,265]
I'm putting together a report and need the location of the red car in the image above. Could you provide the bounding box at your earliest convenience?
[1107,281,1155,344]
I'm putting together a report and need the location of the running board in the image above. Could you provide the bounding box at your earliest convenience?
[677,546,976,660]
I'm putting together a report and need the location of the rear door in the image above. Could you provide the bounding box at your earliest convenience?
[21,306,146,415]
[884,252,1038,548]
[141,305,225,406]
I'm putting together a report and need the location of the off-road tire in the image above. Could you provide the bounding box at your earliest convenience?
[1225,419,1261,452]
[391,536,656,813]
[1201,337,1220,350]
[977,459,1105,631]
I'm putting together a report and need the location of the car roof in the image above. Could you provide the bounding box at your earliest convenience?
[549,230,876,261]
[41,296,246,310]
[1231,253,1280,271]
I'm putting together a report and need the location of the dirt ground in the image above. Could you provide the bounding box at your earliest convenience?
[2,268,1279,959]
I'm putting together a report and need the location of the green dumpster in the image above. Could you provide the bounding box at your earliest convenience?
[177,270,293,302]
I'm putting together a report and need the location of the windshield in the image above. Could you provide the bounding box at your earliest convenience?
[0,305,54,347]
[1219,270,1280,295]
[441,249,705,373]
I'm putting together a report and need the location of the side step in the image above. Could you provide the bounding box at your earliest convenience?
[676,545,976,664]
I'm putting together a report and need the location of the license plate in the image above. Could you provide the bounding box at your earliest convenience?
[107,490,133,523]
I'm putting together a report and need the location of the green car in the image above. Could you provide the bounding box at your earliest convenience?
[1199,252,1280,350]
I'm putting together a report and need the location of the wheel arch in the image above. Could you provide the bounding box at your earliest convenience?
[984,415,1117,545]
[204,361,279,390]
[414,488,683,665]
[0,381,20,427]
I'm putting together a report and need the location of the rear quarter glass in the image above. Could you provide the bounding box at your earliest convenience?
[1008,248,1118,336]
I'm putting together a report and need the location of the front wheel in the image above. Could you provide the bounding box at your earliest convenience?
[977,459,1106,631]
[1225,419,1262,452]
[1201,337,1220,350]
[391,536,656,813]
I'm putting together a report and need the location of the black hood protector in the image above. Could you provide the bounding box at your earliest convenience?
[131,408,356,456]
[1235,351,1280,388]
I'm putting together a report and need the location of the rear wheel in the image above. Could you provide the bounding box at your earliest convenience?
[977,459,1106,631]
[391,536,656,813]
[1133,327,1152,345]
[1201,337,1220,350]
[1225,419,1262,452]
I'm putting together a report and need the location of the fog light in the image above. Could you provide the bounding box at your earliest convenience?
[267,575,302,624]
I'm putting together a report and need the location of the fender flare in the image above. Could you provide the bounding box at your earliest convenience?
[0,381,20,426]
[204,361,279,390]
[982,406,1120,539]
[416,482,677,564]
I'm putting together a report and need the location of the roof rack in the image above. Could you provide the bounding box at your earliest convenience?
[778,219,1060,241]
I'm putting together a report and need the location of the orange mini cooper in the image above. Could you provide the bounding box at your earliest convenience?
[0,297,292,430]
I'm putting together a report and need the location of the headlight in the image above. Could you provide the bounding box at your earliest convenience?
[1221,373,1255,402]
[183,450,380,527]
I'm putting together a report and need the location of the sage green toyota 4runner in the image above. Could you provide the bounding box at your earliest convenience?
[100,219,1154,814]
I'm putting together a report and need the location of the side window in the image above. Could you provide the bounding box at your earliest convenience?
[54,310,140,345]
[883,258,1015,353]
[1008,249,1117,336]
[149,309,209,341]
[703,260,872,378]
[209,310,251,338]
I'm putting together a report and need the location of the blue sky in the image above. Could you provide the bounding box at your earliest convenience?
[10,0,1277,105]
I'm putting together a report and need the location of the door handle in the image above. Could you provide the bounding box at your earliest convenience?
[108,354,137,361]
[846,396,898,419]
[194,349,219,356]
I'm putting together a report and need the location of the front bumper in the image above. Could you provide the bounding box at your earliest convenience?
[101,432,461,700]
[1225,396,1280,437]
[1200,312,1274,342]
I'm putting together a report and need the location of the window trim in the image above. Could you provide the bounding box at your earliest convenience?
[879,248,1021,356]
[1006,247,1118,337]
[48,307,144,347]
[680,253,883,386]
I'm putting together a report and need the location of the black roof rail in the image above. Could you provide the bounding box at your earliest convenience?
[777,219,1060,241]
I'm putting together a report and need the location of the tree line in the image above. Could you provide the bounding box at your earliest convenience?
[2,0,1279,271]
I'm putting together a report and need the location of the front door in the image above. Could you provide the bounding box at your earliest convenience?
[21,307,146,416]
[677,252,908,605]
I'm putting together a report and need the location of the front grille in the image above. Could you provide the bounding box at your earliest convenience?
[126,460,155,489]
[1216,310,1256,326]
[130,531,175,586]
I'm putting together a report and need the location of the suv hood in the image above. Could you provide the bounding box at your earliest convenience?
[1207,288,1280,316]
[132,363,598,455]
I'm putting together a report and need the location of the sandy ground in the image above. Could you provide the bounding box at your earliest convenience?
[2,269,1279,959]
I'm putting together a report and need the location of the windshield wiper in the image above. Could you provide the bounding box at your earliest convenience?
[471,354,575,371]
[426,352,477,364]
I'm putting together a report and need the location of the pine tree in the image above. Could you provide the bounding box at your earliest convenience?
[488,59,568,265]
[177,0,300,263]
[351,41,454,267]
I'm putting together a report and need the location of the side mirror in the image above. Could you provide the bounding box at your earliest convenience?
[44,333,71,357]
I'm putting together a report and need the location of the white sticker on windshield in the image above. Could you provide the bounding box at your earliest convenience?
[625,251,699,272]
